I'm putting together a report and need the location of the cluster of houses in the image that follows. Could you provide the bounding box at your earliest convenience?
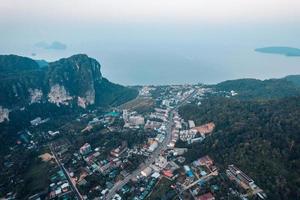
[79,111,120,133]
[123,109,145,129]
[179,121,215,144]
[174,155,219,200]
[57,140,133,199]
[139,86,155,97]
[79,142,129,176]
[48,176,71,199]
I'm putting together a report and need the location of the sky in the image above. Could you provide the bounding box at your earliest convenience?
[0,0,300,85]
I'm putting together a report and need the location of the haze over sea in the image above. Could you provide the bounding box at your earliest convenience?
[1,0,300,85]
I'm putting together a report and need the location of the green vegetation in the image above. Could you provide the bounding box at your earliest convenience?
[0,146,53,199]
[215,78,300,100]
[95,78,138,107]
[178,96,300,199]
[0,54,137,156]
[19,157,52,198]
[146,177,176,200]
[284,75,300,87]
[0,54,39,73]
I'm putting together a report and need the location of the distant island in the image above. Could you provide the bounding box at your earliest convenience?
[255,46,300,57]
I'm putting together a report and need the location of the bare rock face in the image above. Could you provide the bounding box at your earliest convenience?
[77,96,87,108]
[0,106,9,122]
[46,54,101,107]
[28,88,43,104]
[48,84,72,106]
[77,90,95,108]
[85,89,95,105]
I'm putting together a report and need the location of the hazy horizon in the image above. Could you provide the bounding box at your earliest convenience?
[1,0,300,85]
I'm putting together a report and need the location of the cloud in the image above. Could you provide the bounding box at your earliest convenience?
[35,41,67,50]
[2,0,299,25]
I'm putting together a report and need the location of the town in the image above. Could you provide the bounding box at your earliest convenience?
[1,84,267,200]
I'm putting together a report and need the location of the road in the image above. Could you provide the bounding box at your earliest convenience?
[183,171,218,191]
[50,144,83,200]
[105,90,197,200]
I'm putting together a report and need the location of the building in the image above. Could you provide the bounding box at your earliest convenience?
[48,130,60,137]
[122,109,129,122]
[226,164,256,190]
[151,172,160,179]
[99,162,112,174]
[30,117,49,126]
[167,142,175,148]
[194,155,214,168]
[113,194,122,200]
[30,117,42,126]
[139,86,155,96]
[188,120,195,128]
[110,142,128,157]
[179,129,198,141]
[163,170,174,178]
[148,141,158,152]
[141,167,152,177]
[80,143,92,155]
[189,137,204,144]
[173,148,188,156]
[196,192,215,200]
[155,156,168,169]
[162,99,170,107]
[129,116,144,125]
[145,120,162,130]
[193,122,215,136]
[184,165,194,177]
[124,115,145,128]
[155,134,165,143]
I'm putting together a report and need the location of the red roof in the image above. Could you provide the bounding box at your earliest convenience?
[196,192,215,200]
[193,122,215,135]
[163,170,173,177]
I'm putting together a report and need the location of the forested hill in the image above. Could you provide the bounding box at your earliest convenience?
[179,96,300,199]
[284,75,300,87]
[0,54,138,157]
[214,76,300,100]
[0,54,138,109]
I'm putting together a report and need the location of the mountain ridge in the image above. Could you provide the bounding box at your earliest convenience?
[0,54,138,122]
[213,75,300,100]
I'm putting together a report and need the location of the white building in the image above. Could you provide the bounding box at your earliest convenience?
[30,117,42,126]
[155,156,168,169]
[141,167,152,177]
[155,134,165,143]
[148,141,158,152]
[123,109,129,122]
[188,120,195,128]
[128,116,145,125]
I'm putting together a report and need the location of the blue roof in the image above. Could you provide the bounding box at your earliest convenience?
[105,111,120,117]
[187,171,194,177]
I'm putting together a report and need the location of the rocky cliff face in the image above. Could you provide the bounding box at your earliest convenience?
[45,54,103,108]
[0,54,138,122]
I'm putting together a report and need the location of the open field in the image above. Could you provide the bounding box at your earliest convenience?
[146,177,176,200]
[119,97,154,113]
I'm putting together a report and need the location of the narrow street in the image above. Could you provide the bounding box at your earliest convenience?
[50,144,83,200]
